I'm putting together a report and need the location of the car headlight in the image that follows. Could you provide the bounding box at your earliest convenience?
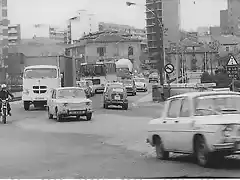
[86,102,91,106]
[23,89,29,95]
[222,125,234,137]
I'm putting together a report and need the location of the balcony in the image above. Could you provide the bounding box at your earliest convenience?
[8,29,18,34]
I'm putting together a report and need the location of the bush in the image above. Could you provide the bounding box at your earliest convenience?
[201,72,214,83]
[213,71,231,88]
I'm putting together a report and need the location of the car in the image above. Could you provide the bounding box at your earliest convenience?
[149,72,159,83]
[103,85,128,110]
[134,77,148,92]
[76,80,95,97]
[122,79,137,96]
[146,91,240,167]
[47,87,93,122]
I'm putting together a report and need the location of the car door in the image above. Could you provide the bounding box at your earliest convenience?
[162,97,182,151]
[174,97,194,152]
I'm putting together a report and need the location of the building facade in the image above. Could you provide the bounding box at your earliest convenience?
[145,0,180,60]
[49,26,67,43]
[8,24,21,45]
[228,0,240,36]
[98,22,146,41]
[0,0,9,83]
[220,9,229,34]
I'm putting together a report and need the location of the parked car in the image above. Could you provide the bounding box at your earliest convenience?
[134,77,148,92]
[103,85,128,110]
[47,87,93,122]
[122,79,137,96]
[149,72,159,83]
[146,91,240,167]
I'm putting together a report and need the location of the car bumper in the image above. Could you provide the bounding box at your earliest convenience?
[60,109,93,116]
[213,138,240,154]
[106,100,128,106]
[136,87,147,91]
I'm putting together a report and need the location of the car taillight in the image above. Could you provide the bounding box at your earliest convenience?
[222,125,234,137]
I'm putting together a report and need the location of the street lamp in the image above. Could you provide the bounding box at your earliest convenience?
[126,1,165,85]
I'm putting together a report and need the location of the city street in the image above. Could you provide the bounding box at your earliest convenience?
[1,91,240,178]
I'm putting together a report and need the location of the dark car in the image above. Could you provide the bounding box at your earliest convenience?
[103,85,128,110]
[122,79,137,96]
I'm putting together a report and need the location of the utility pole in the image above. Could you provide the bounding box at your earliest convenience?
[153,0,164,85]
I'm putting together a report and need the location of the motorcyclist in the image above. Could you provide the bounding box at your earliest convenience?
[84,81,92,98]
[0,84,14,116]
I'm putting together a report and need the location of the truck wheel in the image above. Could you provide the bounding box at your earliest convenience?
[86,113,92,121]
[24,101,30,111]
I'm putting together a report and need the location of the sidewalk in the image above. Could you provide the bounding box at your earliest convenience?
[132,93,165,107]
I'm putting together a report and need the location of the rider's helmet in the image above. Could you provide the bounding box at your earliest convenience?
[1,84,7,90]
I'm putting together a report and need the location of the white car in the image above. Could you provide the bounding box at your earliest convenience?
[47,87,93,122]
[134,78,147,92]
[147,91,240,167]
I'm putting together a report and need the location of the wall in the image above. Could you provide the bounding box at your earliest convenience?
[85,41,142,69]
[228,0,240,36]
[220,10,229,34]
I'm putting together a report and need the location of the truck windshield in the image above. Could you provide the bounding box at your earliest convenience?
[24,68,57,79]
[80,64,106,77]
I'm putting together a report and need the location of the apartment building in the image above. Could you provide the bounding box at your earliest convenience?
[8,24,21,45]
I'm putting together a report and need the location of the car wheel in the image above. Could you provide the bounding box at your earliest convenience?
[86,113,92,121]
[195,136,211,167]
[155,136,169,160]
[56,113,63,122]
[122,103,128,110]
[24,101,30,111]
[47,107,53,119]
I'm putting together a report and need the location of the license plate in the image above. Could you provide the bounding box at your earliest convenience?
[35,97,44,100]
[71,110,85,114]
[115,95,120,100]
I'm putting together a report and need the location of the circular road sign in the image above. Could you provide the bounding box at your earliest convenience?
[164,63,174,74]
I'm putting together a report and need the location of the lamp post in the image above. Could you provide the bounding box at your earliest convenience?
[126,1,164,85]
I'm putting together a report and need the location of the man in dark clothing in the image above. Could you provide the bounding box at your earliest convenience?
[0,84,14,116]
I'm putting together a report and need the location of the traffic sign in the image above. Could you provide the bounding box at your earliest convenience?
[164,63,174,74]
[227,54,238,66]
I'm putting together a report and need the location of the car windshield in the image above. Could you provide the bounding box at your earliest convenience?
[194,94,240,116]
[112,87,124,93]
[57,89,86,98]
[135,79,145,83]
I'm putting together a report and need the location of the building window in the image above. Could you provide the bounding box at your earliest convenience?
[128,46,134,56]
[226,46,229,52]
[97,47,106,57]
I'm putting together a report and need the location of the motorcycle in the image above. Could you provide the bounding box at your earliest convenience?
[0,98,9,124]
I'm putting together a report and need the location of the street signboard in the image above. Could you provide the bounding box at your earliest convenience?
[164,63,174,74]
[226,54,239,79]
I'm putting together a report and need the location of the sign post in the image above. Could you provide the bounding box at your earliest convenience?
[226,54,239,91]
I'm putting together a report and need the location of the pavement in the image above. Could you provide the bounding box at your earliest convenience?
[132,92,164,108]
[1,86,240,178]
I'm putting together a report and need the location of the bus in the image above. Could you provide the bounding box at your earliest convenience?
[22,65,61,110]
[79,61,117,93]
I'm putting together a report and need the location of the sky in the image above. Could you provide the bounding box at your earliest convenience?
[7,0,227,39]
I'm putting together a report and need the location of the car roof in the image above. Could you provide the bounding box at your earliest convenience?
[55,87,84,91]
[167,91,240,100]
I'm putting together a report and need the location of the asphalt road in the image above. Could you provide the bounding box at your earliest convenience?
[1,89,240,178]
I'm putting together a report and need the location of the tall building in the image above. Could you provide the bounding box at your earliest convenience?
[220,9,229,34]
[227,0,240,36]
[0,0,9,83]
[145,0,180,60]
[49,26,67,43]
[8,24,21,45]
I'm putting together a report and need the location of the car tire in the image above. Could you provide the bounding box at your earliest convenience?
[56,114,63,122]
[86,113,92,121]
[122,103,128,110]
[155,136,169,160]
[24,101,30,111]
[195,136,212,167]
[47,107,53,119]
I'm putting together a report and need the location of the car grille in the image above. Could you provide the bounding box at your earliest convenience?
[92,79,100,85]
[33,85,47,94]
[126,87,133,91]
[68,103,85,110]
[111,93,123,100]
